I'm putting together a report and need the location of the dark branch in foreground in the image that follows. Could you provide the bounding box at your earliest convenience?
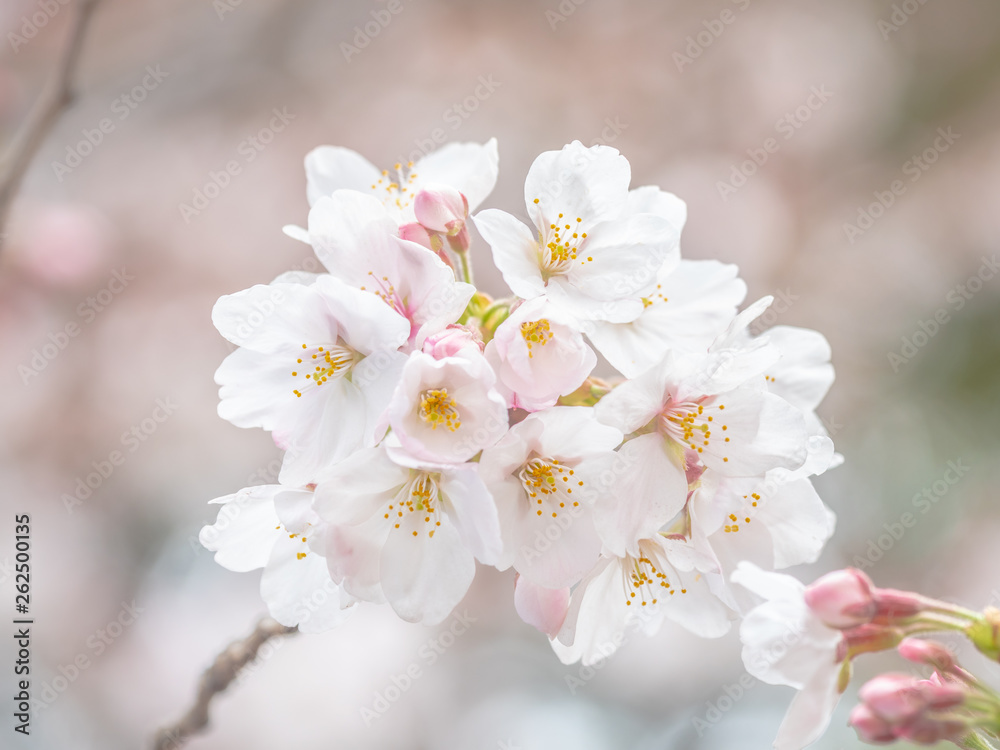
[0,0,102,249]
[152,617,298,750]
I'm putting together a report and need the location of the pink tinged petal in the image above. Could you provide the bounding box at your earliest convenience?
[321,519,387,604]
[524,141,630,230]
[623,186,688,229]
[514,577,571,637]
[514,499,603,590]
[764,326,835,413]
[212,282,332,353]
[277,377,369,486]
[551,556,631,666]
[472,209,546,300]
[380,511,476,625]
[272,488,316,535]
[594,355,676,434]
[696,389,808,477]
[259,533,356,633]
[312,447,409,525]
[412,138,499,213]
[592,434,688,557]
[352,350,409,448]
[313,275,410,354]
[215,347,299,431]
[562,214,678,302]
[199,486,283,572]
[756,479,837,569]
[530,406,624,457]
[587,259,748,378]
[304,145,382,207]
[439,464,503,566]
[773,667,844,750]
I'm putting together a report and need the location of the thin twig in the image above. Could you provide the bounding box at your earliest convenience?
[152,617,298,750]
[0,0,102,248]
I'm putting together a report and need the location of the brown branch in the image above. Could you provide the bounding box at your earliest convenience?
[0,0,102,248]
[152,617,298,750]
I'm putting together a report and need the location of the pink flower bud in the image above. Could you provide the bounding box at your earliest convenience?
[898,638,956,672]
[414,184,468,236]
[849,704,896,744]
[873,588,929,620]
[422,324,484,359]
[804,568,877,629]
[897,715,969,745]
[916,678,966,710]
[399,221,435,250]
[859,674,927,723]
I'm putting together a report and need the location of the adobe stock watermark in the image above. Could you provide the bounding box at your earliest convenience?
[673,0,752,72]
[878,0,932,41]
[716,86,834,201]
[396,75,502,166]
[888,254,999,373]
[18,268,135,385]
[179,107,296,223]
[843,127,960,244]
[850,459,971,572]
[545,0,588,30]
[213,0,246,21]
[359,609,476,725]
[61,398,180,513]
[8,0,72,53]
[30,600,144,714]
[51,66,170,182]
[341,0,406,63]
[692,620,806,735]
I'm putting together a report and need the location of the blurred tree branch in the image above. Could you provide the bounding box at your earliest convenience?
[0,0,102,250]
[152,617,298,750]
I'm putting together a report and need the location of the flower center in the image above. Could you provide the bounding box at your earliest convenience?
[369,162,419,211]
[641,283,668,309]
[518,456,582,519]
[383,473,443,539]
[621,543,684,607]
[291,341,358,398]
[419,388,461,432]
[531,206,591,280]
[658,399,730,464]
[520,319,553,358]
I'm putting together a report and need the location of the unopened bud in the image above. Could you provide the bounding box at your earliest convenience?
[849,704,896,744]
[873,588,929,621]
[399,222,436,250]
[804,568,877,629]
[414,184,468,236]
[422,324,484,359]
[898,638,956,672]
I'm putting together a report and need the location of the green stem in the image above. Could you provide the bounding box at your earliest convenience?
[456,250,474,285]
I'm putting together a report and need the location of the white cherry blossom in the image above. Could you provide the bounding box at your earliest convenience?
[213,274,410,486]
[732,562,848,750]
[303,138,499,223]
[478,406,621,589]
[313,445,501,625]
[200,485,356,633]
[387,350,509,464]
[473,141,681,323]
[484,298,597,412]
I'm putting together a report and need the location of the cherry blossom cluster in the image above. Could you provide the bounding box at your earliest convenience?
[200,138,839,671]
[735,564,1000,748]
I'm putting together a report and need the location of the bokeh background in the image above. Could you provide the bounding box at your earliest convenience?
[1,0,999,748]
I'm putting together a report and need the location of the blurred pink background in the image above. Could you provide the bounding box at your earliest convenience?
[2,0,999,748]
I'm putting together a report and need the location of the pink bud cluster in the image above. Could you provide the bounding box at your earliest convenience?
[851,672,969,745]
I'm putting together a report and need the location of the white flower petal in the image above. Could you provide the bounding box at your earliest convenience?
[305,146,382,207]
[199,486,283,572]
